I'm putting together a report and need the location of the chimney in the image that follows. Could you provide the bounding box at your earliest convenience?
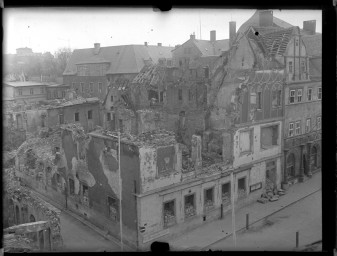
[229,21,236,48]
[157,43,162,46]
[190,34,196,40]
[144,42,148,46]
[259,10,273,27]
[94,43,100,55]
[210,30,216,42]
[303,20,316,35]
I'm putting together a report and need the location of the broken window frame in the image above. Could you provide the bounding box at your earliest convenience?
[238,177,246,200]
[107,196,119,222]
[288,122,294,137]
[74,112,80,122]
[221,183,231,205]
[295,121,301,135]
[184,193,196,219]
[289,90,295,104]
[307,88,312,101]
[163,200,176,228]
[297,89,303,102]
[305,118,311,133]
[204,187,214,211]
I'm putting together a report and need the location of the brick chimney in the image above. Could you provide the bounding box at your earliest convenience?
[229,21,236,48]
[303,20,316,35]
[144,42,148,46]
[157,43,162,46]
[190,34,196,40]
[94,43,100,55]
[259,10,273,27]
[210,30,216,42]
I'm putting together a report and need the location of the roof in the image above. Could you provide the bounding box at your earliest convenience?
[45,83,70,88]
[4,81,47,87]
[246,26,297,57]
[309,58,322,77]
[237,10,294,35]
[45,97,99,109]
[193,39,229,56]
[302,34,322,57]
[243,69,285,85]
[90,129,177,148]
[63,44,174,76]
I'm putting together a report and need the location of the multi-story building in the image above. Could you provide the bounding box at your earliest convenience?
[4,81,47,103]
[46,83,70,100]
[283,20,321,184]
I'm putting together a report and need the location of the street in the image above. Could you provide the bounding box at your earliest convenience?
[58,211,121,252]
[208,190,322,251]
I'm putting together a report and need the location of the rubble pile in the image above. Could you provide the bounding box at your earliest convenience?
[4,234,34,252]
[258,178,286,204]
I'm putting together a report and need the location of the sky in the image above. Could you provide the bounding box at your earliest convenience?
[3,8,322,55]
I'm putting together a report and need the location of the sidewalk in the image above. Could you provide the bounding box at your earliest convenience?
[168,171,321,251]
[29,190,134,251]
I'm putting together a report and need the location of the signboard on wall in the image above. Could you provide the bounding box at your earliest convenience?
[250,182,262,192]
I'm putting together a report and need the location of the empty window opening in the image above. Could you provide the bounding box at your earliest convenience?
[261,125,279,149]
[204,187,214,210]
[75,112,80,122]
[257,91,262,109]
[69,178,75,195]
[107,112,111,121]
[163,200,175,228]
[178,89,183,101]
[108,196,118,221]
[222,183,231,204]
[238,177,246,199]
[184,194,196,218]
[88,110,93,120]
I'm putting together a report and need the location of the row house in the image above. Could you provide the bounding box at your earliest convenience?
[4,81,47,103]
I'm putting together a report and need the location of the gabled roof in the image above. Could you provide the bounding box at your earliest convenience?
[237,10,294,35]
[302,34,322,57]
[63,45,174,76]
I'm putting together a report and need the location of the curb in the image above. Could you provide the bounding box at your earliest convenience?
[30,189,134,251]
[201,188,321,251]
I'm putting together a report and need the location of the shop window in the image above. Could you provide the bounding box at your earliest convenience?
[82,184,89,206]
[305,118,311,133]
[69,178,75,195]
[222,183,231,205]
[289,90,295,103]
[307,88,312,101]
[316,116,321,129]
[163,200,176,228]
[317,87,322,100]
[261,125,279,149]
[88,110,92,120]
[108,196,118,221]
[204,187,214,211]
[178,89,182,101]
[74,112,79,122]
[288,122,294,137]
[297,89,302,102]
[184,194,196,218]
[295,121,301,135]
[239,129,253,154]
[238,177,246,199]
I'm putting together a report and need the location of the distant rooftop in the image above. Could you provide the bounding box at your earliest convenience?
[90,129,177,148]
[4,81,47,87]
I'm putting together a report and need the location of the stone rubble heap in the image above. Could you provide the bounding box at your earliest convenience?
[258,178,286,204]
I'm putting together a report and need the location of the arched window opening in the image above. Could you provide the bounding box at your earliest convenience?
[29,214,36,222]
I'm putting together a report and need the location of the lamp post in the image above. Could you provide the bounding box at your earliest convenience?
[118,131,124,251]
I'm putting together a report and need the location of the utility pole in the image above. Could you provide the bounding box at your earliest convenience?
[230,172,237,248]
[118,131,124,251]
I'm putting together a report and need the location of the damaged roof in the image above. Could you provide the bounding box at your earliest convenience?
[63,44,173,75]
[193,39,230,56]
[90,129,177,148]
[237,10,294,35]
[242,69,285,86]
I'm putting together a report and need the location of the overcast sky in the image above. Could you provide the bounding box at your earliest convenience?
[3,8,321,55]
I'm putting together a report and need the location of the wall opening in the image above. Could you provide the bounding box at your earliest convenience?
[238,177,246,199]
[184,194,196,218]
[261,125,279,149]
[163,200,175,228]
